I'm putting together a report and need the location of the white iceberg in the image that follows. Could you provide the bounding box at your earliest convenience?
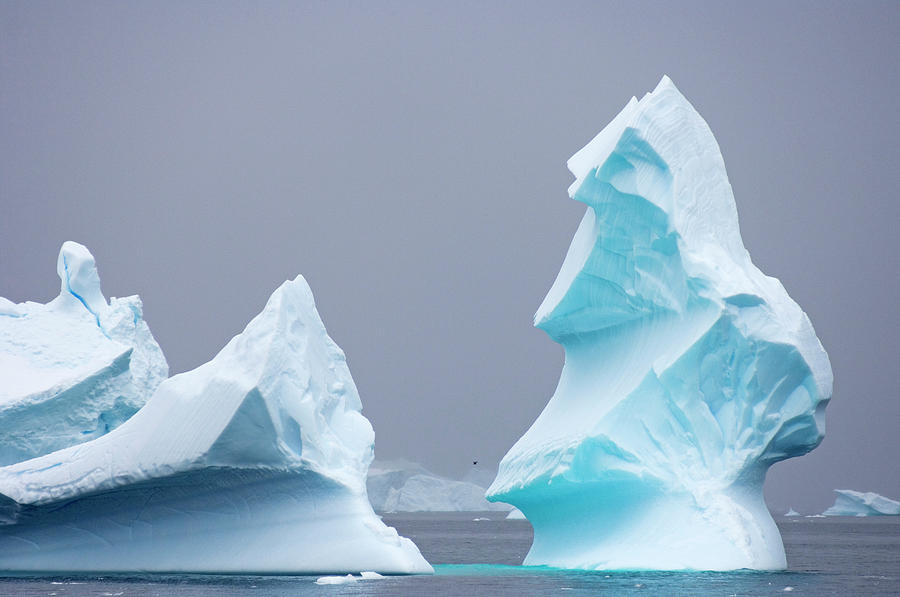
[367,460,511,512]
[822,490,900,516]
[0,276,431,574]
[487,77,832,571]
[315,575,358,585]
[0,242,167,465]
[784,508,800,517]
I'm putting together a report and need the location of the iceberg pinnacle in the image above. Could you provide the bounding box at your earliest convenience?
[0,241,168,465]
[487,77,833,571]
[0,275,431,574]
[56,240,108,319]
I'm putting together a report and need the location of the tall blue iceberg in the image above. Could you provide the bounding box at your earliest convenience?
[486,77,833,571]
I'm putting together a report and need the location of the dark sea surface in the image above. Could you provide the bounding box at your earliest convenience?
[0,514,897,596]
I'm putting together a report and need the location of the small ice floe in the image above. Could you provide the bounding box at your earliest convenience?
[315,571,386,585]
[472,517,490,521]
[316,575,357,585]
[783,588,795,592]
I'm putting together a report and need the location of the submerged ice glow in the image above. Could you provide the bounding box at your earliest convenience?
[487,77,833,571]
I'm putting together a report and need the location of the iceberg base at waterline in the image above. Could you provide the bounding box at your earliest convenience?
[508,481,784,570]
[0,275,431,574]
[0,468,426,574]
[0,469,431,574]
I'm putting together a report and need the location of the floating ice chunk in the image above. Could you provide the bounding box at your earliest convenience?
[316,571,384,584]
[316,575,358,585]
[0,242,167,465]
[784,508,800,517]
[822,490,900,516]
[487,76,832,571]
[0,276,431,574]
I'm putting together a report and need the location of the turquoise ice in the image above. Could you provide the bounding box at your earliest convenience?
[487,77,832,571]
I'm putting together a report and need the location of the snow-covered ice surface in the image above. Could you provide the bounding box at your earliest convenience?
[368,460,511,512]
[487,77,832,571]
[823,490,900,516]
[0,242,167,465]
[0,275,431,574]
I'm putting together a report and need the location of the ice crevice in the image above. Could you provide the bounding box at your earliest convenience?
[61,253,107,338]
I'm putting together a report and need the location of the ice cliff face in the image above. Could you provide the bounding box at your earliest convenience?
[487,77,833,571]
[823,490,900,516]
[0,275,431,574]
[0,242,167,465]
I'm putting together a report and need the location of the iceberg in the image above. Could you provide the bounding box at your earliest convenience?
[0,275,431,574]
[784,508,800,517]
[506,508,526,520]
[486,77,833,571]
[822,490,900,516]
[368,460,511,512]
[0,242,167,465]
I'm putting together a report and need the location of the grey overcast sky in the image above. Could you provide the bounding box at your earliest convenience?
[1,1,897,513]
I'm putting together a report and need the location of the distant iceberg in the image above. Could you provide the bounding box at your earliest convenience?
[0,242,167,465]
[822,490,900,516]
[506,508,526,520]
[0,274,431,574]
[368,460,511,512]
[784,508,801,517]
[487,77,832,571]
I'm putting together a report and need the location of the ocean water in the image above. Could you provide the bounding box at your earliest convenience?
[1,514,897,596]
